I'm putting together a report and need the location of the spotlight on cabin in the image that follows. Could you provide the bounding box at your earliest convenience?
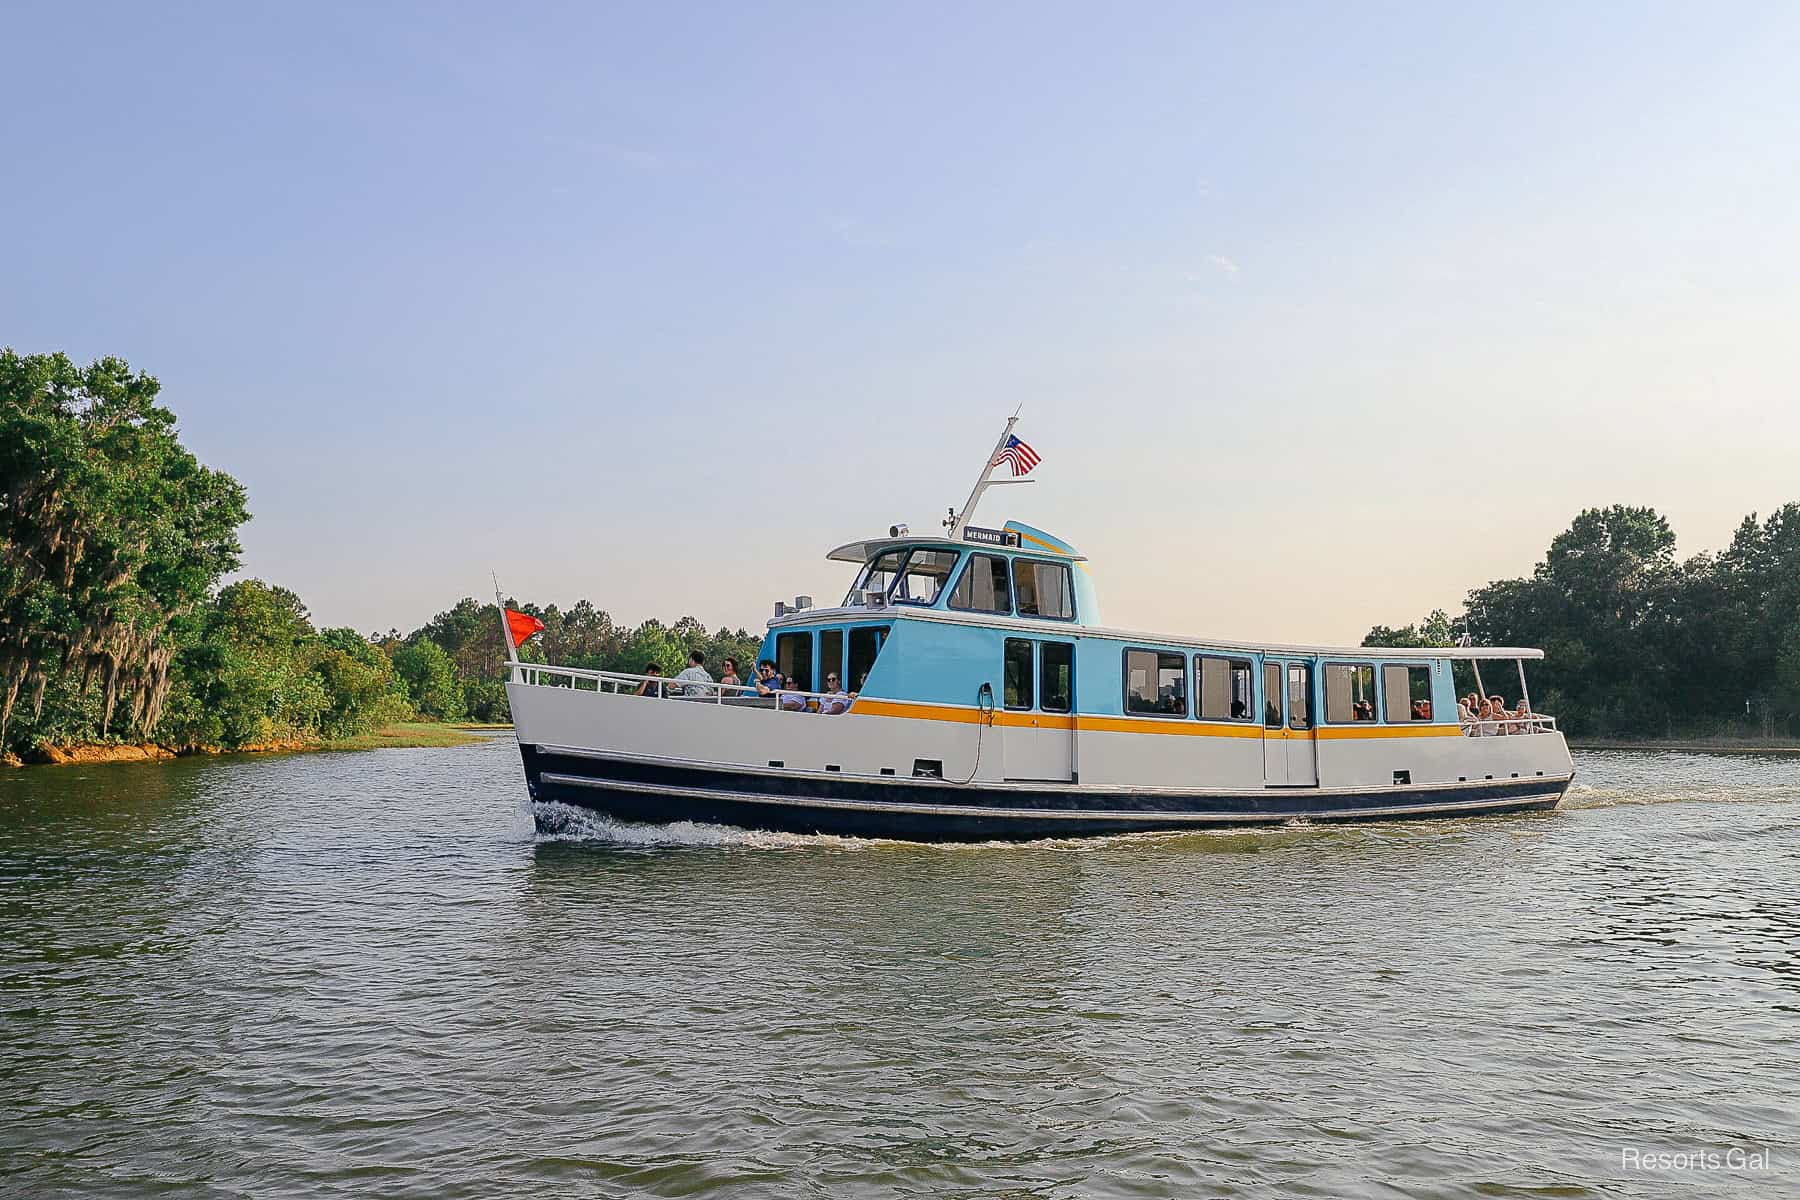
[889,523,909,537]
[795,596,813,610]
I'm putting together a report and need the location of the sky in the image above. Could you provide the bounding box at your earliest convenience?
[5,2,1799,646]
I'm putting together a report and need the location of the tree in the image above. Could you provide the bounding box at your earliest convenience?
[392,639,465,720]
[1364,502,1800,738]
[0,350,248,748]
[1363,609,1454,648]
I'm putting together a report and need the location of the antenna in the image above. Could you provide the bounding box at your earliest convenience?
[949,415,1026,539]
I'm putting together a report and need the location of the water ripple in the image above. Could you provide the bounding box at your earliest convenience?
[2,742,1798,1197]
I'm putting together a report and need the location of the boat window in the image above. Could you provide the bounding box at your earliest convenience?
[820,629,844,690]
[1125,649,1186,717]
[1287,663,1313,730]
[1196,655,1254,721]
[1015,559,1074,620]
[776,632,814,693]
[1323,663,1379,723]
[1384,664,1433,722]
[1040,642,1074,713]
[1264,661,1284,727]
[947,554,1012,613]
[848,549,908,605]
[893,549,960,605]
[1003,639,1034,710]
[847,626,886,692]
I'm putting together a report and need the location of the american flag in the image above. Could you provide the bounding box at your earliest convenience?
[990,434,1041,477]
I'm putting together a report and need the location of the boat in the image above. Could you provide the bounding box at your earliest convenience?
[504,420,1575,841]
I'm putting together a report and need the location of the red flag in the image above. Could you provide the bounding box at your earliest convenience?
[505,607,545,649]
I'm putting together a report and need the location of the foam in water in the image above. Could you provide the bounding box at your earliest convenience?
[528,800,1357,853]
[529,800,886,850]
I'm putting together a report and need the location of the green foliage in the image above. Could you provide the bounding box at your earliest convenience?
[393,639,466,721]
[313,627,411,739]
[1363,609,1454,648]
[1368,503,1800,738]
[0,349,769,756]
[0,349,248,746]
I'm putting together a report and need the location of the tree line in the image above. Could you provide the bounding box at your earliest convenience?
[1365,504,1800,738]
[0,350,760,757]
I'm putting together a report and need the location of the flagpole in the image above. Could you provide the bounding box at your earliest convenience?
[949,415,1019,539]
[493,572,519,667]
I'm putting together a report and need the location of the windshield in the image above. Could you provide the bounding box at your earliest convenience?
[845,549,908,605]
[844,547,961,606]
[893,549,959,605]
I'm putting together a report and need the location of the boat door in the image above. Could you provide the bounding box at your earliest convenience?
[1284,661,1319,785]
[999,638,1076,782]
[1262,660,1288,785]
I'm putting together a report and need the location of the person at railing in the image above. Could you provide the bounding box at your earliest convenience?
[778,675,808,712]
[1489,694,1516,735]
[634,663,666,698]
[1457,696,1476,733]
[674,649,714,698]
[820,672,851,714]
[1508,698,1534,734]
[754,660,781,697]
[720,657,743,691]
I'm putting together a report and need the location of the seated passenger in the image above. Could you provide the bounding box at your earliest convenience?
[778,675,808,712]
[1514,700,1535,731]
[719,656,743,690]
[634,663,665,698]
[1490,698,1519,737]
[1457,697,1475,731]
[1230,699,1248,719]
[673,649,714,698]
[1352,699,1374,721]
[753,660,781,697]
[819,672,851,714]
[1411,699,1431,721]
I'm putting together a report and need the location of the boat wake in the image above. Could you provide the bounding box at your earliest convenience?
[529,801,885,850]
[530,801,1368,852]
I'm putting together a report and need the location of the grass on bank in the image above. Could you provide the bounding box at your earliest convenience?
[322,721,506,751]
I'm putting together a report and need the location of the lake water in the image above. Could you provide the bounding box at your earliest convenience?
[2,738,1796,1198]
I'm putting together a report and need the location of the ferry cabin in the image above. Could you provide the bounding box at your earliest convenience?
[727,521,1569,793]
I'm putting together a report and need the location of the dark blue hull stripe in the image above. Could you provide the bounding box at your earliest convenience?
[521,746,1571,841]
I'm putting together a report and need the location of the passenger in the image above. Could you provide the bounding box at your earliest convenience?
[778,675,808,712]
[719,656,743,691]
[634,663,665,698]
[753,660,781,697]
[1457,696,1476,732]
[1353,699,1374,721]
[849,671,869,701]
[673,649,713,698]
[1230,699,1249,719]
[1514,700,1535,731]
[819,672,851,714]
[1411,699,1431,721]
[1490,695,1513,735]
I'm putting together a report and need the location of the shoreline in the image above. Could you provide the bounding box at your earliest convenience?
[1570,738,1800,755]
[4,722,512,768]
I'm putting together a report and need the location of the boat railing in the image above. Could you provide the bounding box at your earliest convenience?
[508,661,854,711]
[1459,715,1559,737]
